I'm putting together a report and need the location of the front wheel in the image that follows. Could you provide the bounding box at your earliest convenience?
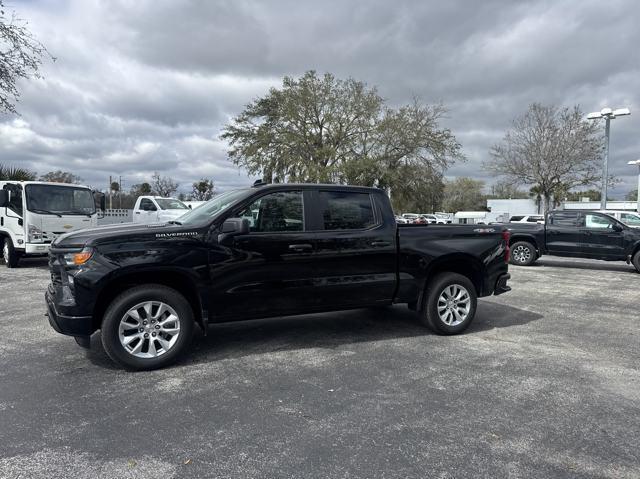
[101,285,194,370]
[421,272,478,335]
[632,251,640,273]
[2,238,20,268]
[510,241,536,266]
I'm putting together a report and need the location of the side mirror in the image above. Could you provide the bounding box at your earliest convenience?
[218,218,250,243]
[612,223,624,232]
[0,190,8,207]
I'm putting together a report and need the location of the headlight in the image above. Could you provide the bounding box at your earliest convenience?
[28,224,44,243]
[63,247,93,266]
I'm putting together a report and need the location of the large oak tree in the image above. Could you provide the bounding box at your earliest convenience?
[221,71,463,211]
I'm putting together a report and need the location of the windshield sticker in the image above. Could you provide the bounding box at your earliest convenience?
[155,231,199,238]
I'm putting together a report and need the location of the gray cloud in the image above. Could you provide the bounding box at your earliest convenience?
[1,0,639,197]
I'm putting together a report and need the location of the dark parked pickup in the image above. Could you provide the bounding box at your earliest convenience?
[507,210,640,272]
[46,183,511,370]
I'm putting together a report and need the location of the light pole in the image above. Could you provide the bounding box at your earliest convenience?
[587,107,631,210]
[628,159,640,214]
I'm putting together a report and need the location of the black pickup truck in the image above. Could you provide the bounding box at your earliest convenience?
[46,183,511,370]
[507,210,640,271]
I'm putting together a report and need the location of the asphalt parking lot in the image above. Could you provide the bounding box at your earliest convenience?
[0,257,639,479]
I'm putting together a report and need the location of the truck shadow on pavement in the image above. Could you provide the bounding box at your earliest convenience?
[85,302,543,368]
[531,258,636,273]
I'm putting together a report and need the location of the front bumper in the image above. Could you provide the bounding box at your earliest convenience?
[25,243,50,254]
[45,288,94,337]
[494,273,511,296]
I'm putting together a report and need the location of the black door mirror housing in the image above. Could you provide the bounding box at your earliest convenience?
[218,218,250,243]
[612,223,624,232]
[0,190,8,207]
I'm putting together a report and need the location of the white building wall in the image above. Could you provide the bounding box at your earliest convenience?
[486,198,539,223]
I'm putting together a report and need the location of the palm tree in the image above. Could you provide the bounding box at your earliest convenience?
[0,164,37,181]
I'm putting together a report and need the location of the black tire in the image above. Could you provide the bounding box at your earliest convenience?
[510,241,536,266]
[2,238,20,268]
[421,272,478,335]
[101,285,194,370]
[632,251,640,273]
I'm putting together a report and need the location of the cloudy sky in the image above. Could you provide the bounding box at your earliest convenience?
[1,0,639,197]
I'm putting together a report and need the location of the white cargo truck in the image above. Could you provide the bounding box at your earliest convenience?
[0,181,103,268]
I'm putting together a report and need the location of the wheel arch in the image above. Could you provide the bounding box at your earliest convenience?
[416,253,484,312]
[93,270,205,332]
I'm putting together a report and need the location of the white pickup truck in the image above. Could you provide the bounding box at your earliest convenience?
[132,196,190,224]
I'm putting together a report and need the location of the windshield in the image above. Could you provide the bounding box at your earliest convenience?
[156,198,188,210]
[177,189,251,225]
[25,184,96,215]
[620,213,640,227]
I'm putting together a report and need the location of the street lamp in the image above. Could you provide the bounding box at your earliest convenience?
[629,159,640,213]
[587,107,631,210]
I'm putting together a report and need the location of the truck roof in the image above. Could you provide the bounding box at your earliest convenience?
[251,183,384,194]
[0,180,92,189]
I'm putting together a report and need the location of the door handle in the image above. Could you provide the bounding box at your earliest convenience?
[584,230,592,236]
[135,212,140,214]
[288,243,313,252]
[371,241,391,247]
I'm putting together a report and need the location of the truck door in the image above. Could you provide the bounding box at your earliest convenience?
[209,189,320,318]
[307,189,397,308]
[580,212,625,259]
[136,198,158,224]
[545,211,582,255]
[1,183,24,244]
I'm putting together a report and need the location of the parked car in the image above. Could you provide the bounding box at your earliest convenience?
[395,215,409,224]
[0,181,103,268]
[132,196,190,224]
[507,210,640,272]
[402,213,421,223]
[46,183,512,370]
[509,215,545,224]
[597,210,640,228]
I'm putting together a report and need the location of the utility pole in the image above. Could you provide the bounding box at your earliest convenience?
[587,107,631,210]
[119,175,123,209]
[109,175,112,210]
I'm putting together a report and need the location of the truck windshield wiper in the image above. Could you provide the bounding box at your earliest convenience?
[30,208,62,218]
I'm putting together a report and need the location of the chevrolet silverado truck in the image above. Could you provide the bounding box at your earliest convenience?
[507,209,640,272]
[45,183,511,370]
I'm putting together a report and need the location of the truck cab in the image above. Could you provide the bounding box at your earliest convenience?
[132,196,190,224]
[0,181,101,268]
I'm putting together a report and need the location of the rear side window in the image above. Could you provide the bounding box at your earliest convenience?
[526,216,543,222]
[318,191,375,230]
[549,212,579,227]
[509,216,524,222]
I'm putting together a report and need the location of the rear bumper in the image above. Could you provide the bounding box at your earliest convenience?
[45,289,94,337]
[493,273,511,296]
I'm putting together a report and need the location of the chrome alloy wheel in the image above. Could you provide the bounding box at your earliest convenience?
[118,301,181,358]
[437,284,471,326]
[512,244,532,263]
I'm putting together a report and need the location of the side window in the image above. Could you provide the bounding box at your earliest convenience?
[238,191,303,233]
[3,184,23,216]
[319,191,375,230]
[509,216,524,222]
[526,216,542,222]
[140,199,157,211]
[585,213,614,229]
[549,212,579,227]
[621,213,640,226]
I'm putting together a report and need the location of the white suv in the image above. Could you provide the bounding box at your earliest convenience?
[597,210,640,228]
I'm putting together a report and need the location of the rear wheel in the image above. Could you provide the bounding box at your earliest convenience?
[510,241,536,266]
[632,251,640,273]
[421,272,478,335]
[2,238,19,268]
[101,285,194,370]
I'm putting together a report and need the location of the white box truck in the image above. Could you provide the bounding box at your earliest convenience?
[0,181,104,268]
